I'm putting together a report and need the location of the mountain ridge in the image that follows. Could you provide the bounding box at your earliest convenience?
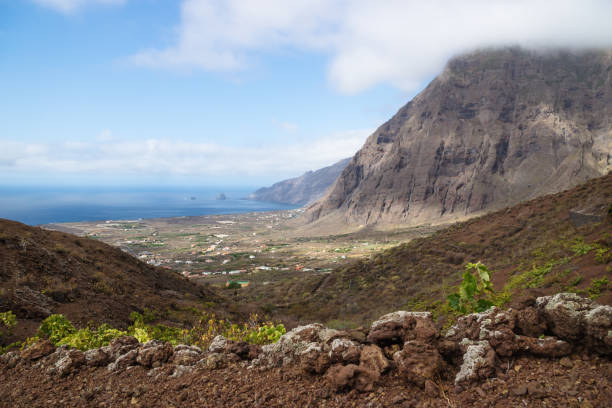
[306,48,612,228]
[250,158,350,205]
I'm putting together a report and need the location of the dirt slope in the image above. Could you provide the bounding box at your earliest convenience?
[0,219,223,338]
[306,48,612,228]
[266,172,612,326]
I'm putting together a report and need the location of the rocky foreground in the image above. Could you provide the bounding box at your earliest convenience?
[1,293,610,407]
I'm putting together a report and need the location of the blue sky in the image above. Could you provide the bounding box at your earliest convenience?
[1,0,611,187]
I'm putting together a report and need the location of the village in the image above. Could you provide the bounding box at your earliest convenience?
[46,209,439,292]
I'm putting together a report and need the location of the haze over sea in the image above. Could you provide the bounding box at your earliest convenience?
[0,187,296,226]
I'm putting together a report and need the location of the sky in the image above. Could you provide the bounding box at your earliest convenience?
[1,0,611,188]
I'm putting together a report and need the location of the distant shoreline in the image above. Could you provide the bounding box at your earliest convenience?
[0,189,298,226]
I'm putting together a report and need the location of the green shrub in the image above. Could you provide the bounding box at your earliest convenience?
[37,314,75,344]
[242,323,285,344]
[447,262,496,314]
[127,312,186,345]
[58,324,127,350]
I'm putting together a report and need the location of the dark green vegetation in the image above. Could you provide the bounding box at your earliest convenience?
[249,173,612,327]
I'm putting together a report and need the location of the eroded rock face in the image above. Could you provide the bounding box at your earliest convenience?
[85,347,111,367]
[306,49,612,228]
[108,349,138,372]
[515,306,547,337]
[393,341,445,388]
[367,311,438,345]
[1,293,608,394]
[208,335,227,353]
[21,339,55,361]
[516,336,572,357]
[359,345,390,374]
[300,345,331,375]
[225,342,261,361]
[1,351,20,368]
[444,304,574,359]
[454,340,496,385]
[108,336,140,360]
[250,324,326,369]
[536,293,593,340]
[328,338,361,364]
[584,305,612,354]
[170,365,195,378]
[54,349,85,377]
[536,293,612,354]
[172,348,202,366]
[136,341,174,368]
[326,364,380,393]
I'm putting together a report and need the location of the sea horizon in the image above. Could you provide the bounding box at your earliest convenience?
[0,186,298,226]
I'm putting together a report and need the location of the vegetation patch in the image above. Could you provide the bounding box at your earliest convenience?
[447,262,496,314]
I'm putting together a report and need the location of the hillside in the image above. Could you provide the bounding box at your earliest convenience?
[264,172,612,326]
[306,48,612,228]
[0,219,226,340]
[250,158,350,205]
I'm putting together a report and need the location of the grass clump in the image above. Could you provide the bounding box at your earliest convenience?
[587,277,609,299]
[595,248,610,264]
[569,237,594,256]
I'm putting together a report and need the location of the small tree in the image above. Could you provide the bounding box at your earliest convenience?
[447,262,495,314]
[226,281,241,290]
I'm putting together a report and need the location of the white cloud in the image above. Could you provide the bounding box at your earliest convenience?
[32,0,126,13]
[0,128,368,181]
[273,120,298,133]
[130,0,612,93]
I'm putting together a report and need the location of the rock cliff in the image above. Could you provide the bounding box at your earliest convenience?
[250,158,350,205]
[307,48,612,227]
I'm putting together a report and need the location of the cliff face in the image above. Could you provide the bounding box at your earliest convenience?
[250,158,350,206]
[307,48,612,226]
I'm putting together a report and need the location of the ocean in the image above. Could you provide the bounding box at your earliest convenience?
[0,186,297,226]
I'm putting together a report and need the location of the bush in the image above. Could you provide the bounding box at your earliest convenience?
[0,311,18,352]
[58,325,127,350]
[186,312,285,349]
[0,311,16,330]
[37,314,75,344]
[37,314,127,350]
[447,262,496,314]
[30,311,286,353]
[128,312,186,345]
